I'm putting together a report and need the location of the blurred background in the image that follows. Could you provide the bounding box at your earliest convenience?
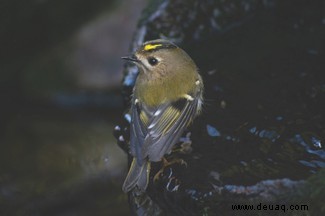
[0,0,147,215]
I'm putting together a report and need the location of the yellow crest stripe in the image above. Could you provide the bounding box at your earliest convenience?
[143,44,162,51]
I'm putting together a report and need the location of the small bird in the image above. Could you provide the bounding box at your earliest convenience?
[122,39,204,193]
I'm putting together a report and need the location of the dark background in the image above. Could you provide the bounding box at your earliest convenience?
[0,0,147,215]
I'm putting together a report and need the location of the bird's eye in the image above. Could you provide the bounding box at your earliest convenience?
[148,57,158,66]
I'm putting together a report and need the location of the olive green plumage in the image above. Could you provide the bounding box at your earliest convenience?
[122,39,204,193]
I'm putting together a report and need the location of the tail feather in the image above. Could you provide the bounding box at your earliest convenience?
[122,158,150,193]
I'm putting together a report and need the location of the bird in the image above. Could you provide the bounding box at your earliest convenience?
[121,39,204,193]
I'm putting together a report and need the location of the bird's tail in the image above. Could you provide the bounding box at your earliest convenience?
[122,158,150,193]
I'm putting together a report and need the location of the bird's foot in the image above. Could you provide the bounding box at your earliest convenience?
[153,157,187,182]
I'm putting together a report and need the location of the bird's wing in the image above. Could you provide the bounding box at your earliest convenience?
[142,93,201,162]
[129,97,151,164]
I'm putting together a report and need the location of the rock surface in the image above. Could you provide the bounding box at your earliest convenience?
[114,0,325,215]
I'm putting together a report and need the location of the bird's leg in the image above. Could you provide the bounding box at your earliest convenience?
[153,157,187,182]
[153,133,192,182]
[172,132,193,154]
[170,142,193,154]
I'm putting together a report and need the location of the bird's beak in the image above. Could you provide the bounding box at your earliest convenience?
[121,55,139,63]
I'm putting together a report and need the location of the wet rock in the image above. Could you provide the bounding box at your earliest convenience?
[114,0,325,215]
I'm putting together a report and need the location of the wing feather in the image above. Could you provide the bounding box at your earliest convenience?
[143,95,200,161]
[130,99,149,165]
[131,85,202,164]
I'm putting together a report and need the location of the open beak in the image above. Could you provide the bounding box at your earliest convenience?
[121,55,139,63]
